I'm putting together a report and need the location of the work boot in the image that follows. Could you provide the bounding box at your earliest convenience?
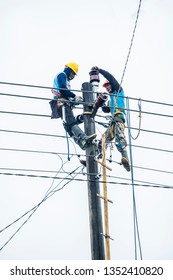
[121,149,130,172]
[71,124,96,150]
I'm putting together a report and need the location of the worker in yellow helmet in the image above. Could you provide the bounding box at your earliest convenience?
[90,66,130,172]
[49,62,96,150]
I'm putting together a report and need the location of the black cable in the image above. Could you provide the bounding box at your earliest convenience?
[0,164,82,251]
[1,144,173,176]
[1,143,173,158]
[1,166,173,185]
[0,123,173,139]
[1,104,173,119]
[0,129,65,138]
[0,81,84,93]
[119,0,142,90]
[0,91,172,108]
[130,144,173,154]
[0,171,172,189]
[0,110,50,118]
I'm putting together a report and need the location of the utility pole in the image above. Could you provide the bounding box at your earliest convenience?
[82,82,105,260]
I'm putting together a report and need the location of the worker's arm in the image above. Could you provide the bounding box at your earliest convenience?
[99,68,123,92]
[57,73,76,98]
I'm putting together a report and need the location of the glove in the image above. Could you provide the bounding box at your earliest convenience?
[74,95,83,104]
[91,66,100,71]
[102,105,110,113]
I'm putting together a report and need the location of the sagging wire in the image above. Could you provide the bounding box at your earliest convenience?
[127,98,142,140]
[0,159,83,252]
[126,96,143,260]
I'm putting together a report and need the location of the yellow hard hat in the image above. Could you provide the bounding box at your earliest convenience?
[102,79,110,87]
[65,62,79,75]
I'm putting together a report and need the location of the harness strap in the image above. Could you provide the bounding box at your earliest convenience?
[51,89,61,98]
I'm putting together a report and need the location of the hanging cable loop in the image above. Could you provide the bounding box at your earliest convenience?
[126,97,142,140]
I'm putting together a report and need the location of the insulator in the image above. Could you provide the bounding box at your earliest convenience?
[89,70,100,83]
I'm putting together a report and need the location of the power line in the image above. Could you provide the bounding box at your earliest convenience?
[129,126,173,137]
[0,81,83,93]
[0,171,173,189]
[119,0,142,90]
[0,110,50,118]
[1,141,173,157]
[1,156,173,177]
[0,164,82,251]
[1,106,173,120]
[1,91,173,119]
[1,121,173,138]
[0,91,172,107]
[130,144,173,154]
[1,166,173,187]
[1,146,173,179]
[0,129,65,138]
[127,95,143,260]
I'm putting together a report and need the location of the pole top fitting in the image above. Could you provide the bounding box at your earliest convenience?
[89,70,100,84]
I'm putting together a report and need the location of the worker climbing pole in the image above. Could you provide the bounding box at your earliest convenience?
[90,66,131,172]
[49,62,97,154]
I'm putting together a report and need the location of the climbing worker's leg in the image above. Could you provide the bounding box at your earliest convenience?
[115,121,130,172]
[62,104,96,150]
[71,124,96,150]
[97,124,115,159]
[121,149,130,172]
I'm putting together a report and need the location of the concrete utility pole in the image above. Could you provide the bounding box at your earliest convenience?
[82,82,105,260]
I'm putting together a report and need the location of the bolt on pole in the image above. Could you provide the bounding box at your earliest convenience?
[82,82,105,260]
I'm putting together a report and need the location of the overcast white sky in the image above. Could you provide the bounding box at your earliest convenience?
[0,0,173,261]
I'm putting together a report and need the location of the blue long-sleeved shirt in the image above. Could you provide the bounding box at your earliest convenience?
[52,68,75,99]
[99,69,126,122]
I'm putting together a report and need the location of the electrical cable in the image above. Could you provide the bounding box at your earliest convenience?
[0,0,173,259]
[1,166,173,187]
[1,91,173,119]
[0,158,74,235]
[1,142,173,158]
[1,105,173,120]
[129,144,173,154]
[126,96,143,260]
[1,121,173,139]
[128,98,142,140]
[118,0,142,90]
[0,171,173,189]
[0,81,84,94]
[1,90,173,108]
[0,163,83,251]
